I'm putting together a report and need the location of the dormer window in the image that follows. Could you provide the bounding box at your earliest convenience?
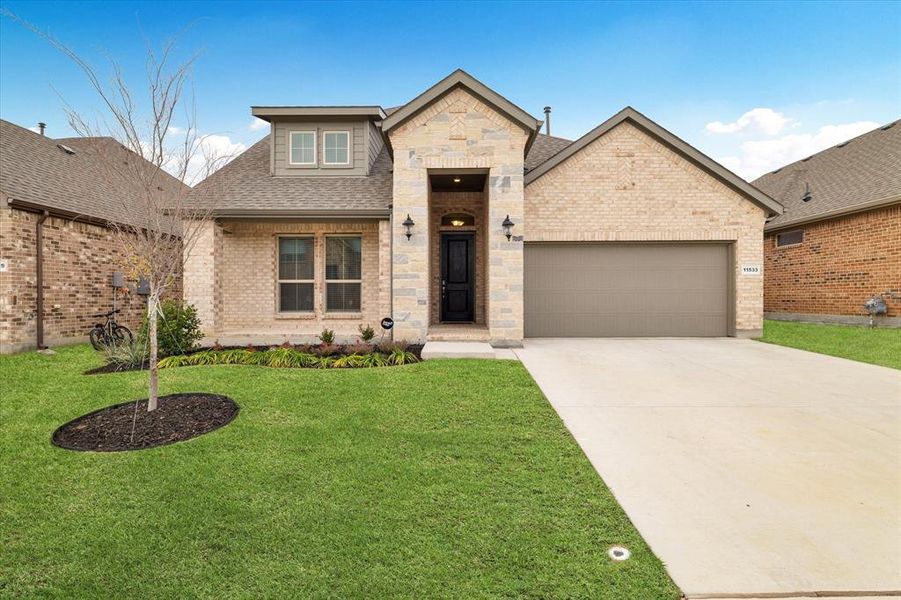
[323,131,350,165]
[289,131,316,166]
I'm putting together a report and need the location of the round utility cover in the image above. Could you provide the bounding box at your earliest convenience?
[608,546,630,561]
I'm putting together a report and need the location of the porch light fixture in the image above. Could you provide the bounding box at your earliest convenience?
[451,219,465,227]
[453,177,462,183]
[402,214,415,240]
[502,215,515,241]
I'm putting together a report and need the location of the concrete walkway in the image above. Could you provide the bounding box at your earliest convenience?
[516,339,901,598]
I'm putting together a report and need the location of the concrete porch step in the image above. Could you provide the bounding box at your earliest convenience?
[421,341,496,360]
[426,324,491,342]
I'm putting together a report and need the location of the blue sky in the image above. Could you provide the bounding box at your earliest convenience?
[1,0,899,180]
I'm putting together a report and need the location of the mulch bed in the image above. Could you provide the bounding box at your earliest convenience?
[52,393,239,452]
[84,344,425,375]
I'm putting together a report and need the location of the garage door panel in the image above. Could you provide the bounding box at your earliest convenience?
[524,243,730,337]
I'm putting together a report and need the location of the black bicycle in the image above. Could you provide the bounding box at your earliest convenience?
[88,309,134,350]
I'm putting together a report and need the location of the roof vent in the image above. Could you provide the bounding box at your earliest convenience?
[881,122,896,131]
[801,183,812,202]
[56,143,77,155]
[837,141,849,148]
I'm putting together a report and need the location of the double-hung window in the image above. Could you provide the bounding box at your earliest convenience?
[289,131,316,166]
[278,237,314,312]
[325,236,361,312]
[322,131,350,165]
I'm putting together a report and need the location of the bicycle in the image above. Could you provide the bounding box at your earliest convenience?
[88,309,134,350]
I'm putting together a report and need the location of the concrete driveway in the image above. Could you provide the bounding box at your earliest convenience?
[515,339,901,598]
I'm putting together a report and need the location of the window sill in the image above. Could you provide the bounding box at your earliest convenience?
[322,312,363,320]
[274,313,317,320]
[775,243,804,250]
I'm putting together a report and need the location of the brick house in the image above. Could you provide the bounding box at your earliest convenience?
[0,119,185,353]
[753,120,900,327]
[183,70,783,351]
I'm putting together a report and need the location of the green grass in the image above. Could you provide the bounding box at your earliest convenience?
[0,345,678,599]
[758,319,901,369]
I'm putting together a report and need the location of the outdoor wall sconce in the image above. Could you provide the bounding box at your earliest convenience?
[402,214,415,240]
[502,215,515,241]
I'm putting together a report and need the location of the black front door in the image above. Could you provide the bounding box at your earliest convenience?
[440,233,475,322]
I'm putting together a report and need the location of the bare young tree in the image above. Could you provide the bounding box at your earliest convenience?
[7,12,230,411]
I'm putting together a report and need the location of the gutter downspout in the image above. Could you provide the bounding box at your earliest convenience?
[35,210,49,350]
[388,203,394,340]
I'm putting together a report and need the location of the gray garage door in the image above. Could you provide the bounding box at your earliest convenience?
[524,243,730,337]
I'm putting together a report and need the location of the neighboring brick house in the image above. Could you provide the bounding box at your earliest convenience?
[183,70,783,351]
[0,119,185,353]
[753,121,900,327]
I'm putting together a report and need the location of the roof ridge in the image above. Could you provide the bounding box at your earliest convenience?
[755,119,897,181]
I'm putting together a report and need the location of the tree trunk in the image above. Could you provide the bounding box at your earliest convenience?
[147,292,159,412]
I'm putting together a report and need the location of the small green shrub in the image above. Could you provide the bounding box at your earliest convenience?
[142,300,203,357]
[103,338,148,370]
[386,348,419,366]
[318,328,336,345]
[358,324,375,343]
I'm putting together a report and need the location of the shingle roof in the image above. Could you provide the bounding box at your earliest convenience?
[753,120,901,230]
[0,119,186,230]
[526,133,572,171]
[189,136,394,215]
[189,132,572,215]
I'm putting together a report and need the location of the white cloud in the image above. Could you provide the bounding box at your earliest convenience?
[706,108,793,136]
[249,118,268,131]
[167,125,186,135]
[184,134,247,185]
[719,121,880,180]
[28,126,42,134]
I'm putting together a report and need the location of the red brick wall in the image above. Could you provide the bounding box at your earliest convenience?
[1,207,182,353]
[764,204,901,317]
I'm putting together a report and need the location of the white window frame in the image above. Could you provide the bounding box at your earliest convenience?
[277,235,315,313]
[775,230,804,248]
[322,130,351,166]
[324,235,362,313]
[288,130,317,166]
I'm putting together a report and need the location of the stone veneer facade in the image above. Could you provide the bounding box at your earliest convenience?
[764,204,900,321]
[389,87,528,346]
[524,122,768,336]
[183,218,392,342]
[0,206,179,353]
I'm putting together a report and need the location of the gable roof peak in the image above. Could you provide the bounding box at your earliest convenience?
[380,69,541,138]
[524,106,783,217]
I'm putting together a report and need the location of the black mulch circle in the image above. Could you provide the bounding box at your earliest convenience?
[52,393,239,452]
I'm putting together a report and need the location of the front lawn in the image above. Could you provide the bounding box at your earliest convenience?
[758,319,901,369]
[0,345,678,599]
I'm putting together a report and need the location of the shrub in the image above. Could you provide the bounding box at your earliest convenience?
[103,338,148,370]
[142,300,203,357]
[318,328,336,345]
[316,343,341,357]
[386,348,419,366]
[345,343,373,355]
[358,324,375,343]
[378,339,409,354]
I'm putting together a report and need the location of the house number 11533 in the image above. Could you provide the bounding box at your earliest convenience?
[741,265,761,275]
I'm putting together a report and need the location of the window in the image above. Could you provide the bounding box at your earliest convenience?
[278,237,314,311]
[323,131,350,165]
[289,131,316,165]
[775,230,804,247]
[325,236,361,312]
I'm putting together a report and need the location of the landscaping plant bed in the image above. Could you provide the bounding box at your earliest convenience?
[84,343,424,374]
[51,393,239,452]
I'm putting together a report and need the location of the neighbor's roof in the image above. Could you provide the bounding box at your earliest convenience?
[0,119,186,229]
[525,107,784,217]
[753,120,901,231]
[189,132,573,216]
